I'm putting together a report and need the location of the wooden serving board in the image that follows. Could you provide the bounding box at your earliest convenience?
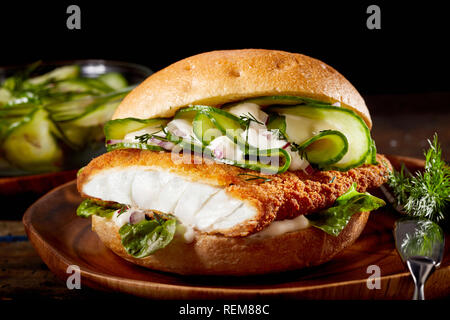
[22,155,450,299]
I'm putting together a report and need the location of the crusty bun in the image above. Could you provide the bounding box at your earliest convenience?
[92,211,370,276]
[113,49,372,128]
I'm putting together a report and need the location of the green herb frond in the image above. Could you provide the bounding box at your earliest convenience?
[388,134,449,223]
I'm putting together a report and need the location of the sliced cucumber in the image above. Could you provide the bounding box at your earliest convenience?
[82,78,114,93]
[167,130,291,174]
[55,100,120,148]
[104,118,170,141]
[266,113,287,138]
[294,130,348,167]
[46,96,96,122]
[0,117,24,141]
[365,139,378,165]
[48,89,129,122]
[27,65,80,85]
[218,148,291,174]
[51,92,129,148]
[2,108,63,172]
[175,105,245,146]
[0,105,35,118]
[0,88,12,105]
[52,79,108,95]
[193,111,222,145]
[68,100,120,127]
[98,72,128,90]
[225,95,331,108]
[270,104,371,171]
[107,142,165,152]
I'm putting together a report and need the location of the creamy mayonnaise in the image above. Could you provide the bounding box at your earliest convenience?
[251,214,310,238]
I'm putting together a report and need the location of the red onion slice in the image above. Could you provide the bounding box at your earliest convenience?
[129,211,145,225]
[213,148,224,159]
[304,164,316,175]
[106,139,124,145]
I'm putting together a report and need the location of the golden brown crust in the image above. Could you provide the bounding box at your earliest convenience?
[113,49,372,128]
[92,211,370,275]
[78,149,391,237]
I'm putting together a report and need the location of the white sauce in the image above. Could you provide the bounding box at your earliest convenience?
[285,146,309,171]
[227,102,268,124]
[176,224,196,243]
[111,207,146,228]
[112,209,133,227]
[166,118,195,138]
[241,122,287,150]
[251,215,310,239]
[208,136,244,161]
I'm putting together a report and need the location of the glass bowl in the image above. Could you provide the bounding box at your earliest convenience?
[0,60,152,176]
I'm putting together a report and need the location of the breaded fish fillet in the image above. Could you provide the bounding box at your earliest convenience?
[78,149,391,237]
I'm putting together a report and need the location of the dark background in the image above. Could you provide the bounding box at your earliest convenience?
[1,1,449,95]
[0,1,449,159]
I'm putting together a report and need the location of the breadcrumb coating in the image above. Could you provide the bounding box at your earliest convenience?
[78,149,391,236]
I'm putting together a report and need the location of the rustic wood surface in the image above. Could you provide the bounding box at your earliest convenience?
[18,155,450,300]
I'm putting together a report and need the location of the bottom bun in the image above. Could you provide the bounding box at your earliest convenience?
[92,212,370,276]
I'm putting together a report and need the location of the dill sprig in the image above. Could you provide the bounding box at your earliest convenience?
[388,134,449,223]
[117,205,130,216]
[239,112,265,127]
[289,142,308,160]
[239,112,265,150]
[134,126,167,144]
[238,172,272,183]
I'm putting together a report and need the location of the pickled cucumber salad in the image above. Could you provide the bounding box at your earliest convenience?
[105,96,378,174]
[0,61,133,174]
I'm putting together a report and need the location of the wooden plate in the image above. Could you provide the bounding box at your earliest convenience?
[0,170,77,219]
[22,155,450,299]
[0,170,77,196]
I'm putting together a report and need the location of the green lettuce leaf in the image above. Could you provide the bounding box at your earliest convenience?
[76,199,121,218]
[307,183,386,236]
[119,218,177,258]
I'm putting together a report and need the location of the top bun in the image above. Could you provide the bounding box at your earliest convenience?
[113,49,372,128]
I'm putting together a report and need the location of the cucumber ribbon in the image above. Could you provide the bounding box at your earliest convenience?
[104,95,378,173]
[170,105,291,174]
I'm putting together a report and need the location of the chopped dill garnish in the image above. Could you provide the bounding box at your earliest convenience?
[239,112,265,127]
[134,127,167,144]
[238,112,264,151]
[117,205,130,216]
